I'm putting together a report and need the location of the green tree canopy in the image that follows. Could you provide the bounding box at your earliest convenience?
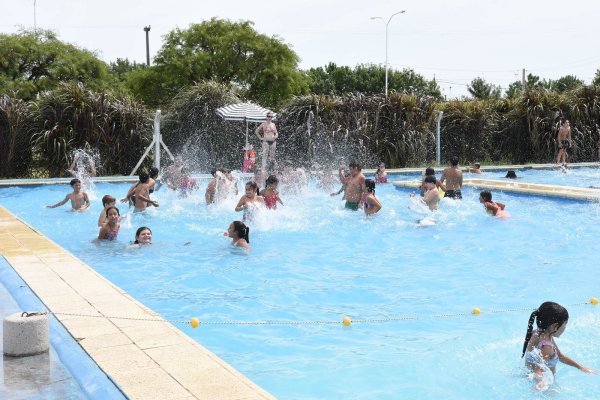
[0,30,111,99]
[306,63,441,98]
[467,77,501,100]
[135,18,308,108]
[593,69,600,86]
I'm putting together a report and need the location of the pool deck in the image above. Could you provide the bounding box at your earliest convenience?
[0,205,274,400]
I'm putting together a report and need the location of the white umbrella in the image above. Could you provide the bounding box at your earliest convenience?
[216,102,276,146]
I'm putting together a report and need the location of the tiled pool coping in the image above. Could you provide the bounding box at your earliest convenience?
[0,205,274,400]
[1,162,598,186]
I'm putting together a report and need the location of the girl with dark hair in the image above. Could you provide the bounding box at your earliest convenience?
[261,175,284,210]
[226,221,250,249]
[235,181,264,221]
[133,226,152,245]
[97,206,120,241]
[523,301,596,390]
[419,167,444,197]
[361,179,382,216]
[479,190,509,218]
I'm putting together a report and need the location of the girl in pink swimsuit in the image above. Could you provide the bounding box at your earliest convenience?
[522,301,596,391]
[260,175,284,210]
[98,206,120,241]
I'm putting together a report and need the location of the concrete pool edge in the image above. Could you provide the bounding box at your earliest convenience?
[0,256,127,399]
[393,178,600,202]
[0,205,275,400]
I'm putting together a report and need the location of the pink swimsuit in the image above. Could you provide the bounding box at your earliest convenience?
[263,190,279,209]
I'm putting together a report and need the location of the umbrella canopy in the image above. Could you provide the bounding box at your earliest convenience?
[216,102,276,122]
[216,102,276,146]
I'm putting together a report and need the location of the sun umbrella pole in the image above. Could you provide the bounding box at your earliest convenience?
[245,119,249,146]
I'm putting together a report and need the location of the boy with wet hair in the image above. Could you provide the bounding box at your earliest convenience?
[98,195,117,226]
[46,178,90,211]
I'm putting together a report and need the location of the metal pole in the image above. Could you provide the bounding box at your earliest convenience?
[154,110,161,170]
[436,111,443,165]
[33,0,37,33]
[385,25,389,99]
[371,11,405,100]
[144,26,151,66]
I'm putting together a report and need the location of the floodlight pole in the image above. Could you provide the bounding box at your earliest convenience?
[436,111,443,165]
[143,26,151,66]
[371,10,405,99]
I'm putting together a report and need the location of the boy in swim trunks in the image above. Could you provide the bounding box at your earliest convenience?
[440,156,463,199]
[46,178,90,211]
[339,162,366,211]
[556,119,572,165]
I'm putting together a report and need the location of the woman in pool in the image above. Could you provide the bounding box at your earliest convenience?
[522,301,596,391]
[362,179,382,216]
[97,206,120,241]
[225,221,250,249]
[235,181,264,221]
[260,175,284,210]
[132,226,152,245]
[375,162,388,184]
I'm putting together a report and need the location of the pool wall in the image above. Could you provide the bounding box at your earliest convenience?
[0,204,274,400]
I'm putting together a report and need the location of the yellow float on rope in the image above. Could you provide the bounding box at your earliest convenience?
[590,297,599,305]
[471,308,481,315]
[342,316,352,326]
[190,317,200,328]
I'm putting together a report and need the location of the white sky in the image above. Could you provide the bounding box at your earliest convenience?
[2,0,600,98]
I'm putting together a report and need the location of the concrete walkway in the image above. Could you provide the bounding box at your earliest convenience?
[0,205,274,400]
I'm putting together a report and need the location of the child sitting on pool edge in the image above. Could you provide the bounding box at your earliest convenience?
[479,190,509,218]
[522,301,596,391]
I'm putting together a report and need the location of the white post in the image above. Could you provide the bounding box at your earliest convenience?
[436,111,443,165]
[371,11,405,100]
[154,110,161,170]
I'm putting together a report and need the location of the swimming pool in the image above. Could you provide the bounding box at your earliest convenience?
[1,173,599,399]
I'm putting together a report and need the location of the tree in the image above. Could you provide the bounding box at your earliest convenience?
[306,63,441,98]
[109,58,144,83]
[467,77,501,100]
[505,74,549,98]
[137,18,308,108]
[551,75,584,93]
[593,69,600,86]
[0,30,111,99]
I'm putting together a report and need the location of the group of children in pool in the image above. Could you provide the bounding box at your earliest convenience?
[46,168,596,390]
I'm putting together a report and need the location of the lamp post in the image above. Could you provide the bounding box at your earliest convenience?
[143,26,151,66]
[371,10,405,99]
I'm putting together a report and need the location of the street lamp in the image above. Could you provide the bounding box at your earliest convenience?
[371,10,405,99]
[143,26,151,66]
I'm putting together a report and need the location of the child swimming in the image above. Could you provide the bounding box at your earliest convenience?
[261,175,284,210]
[479,190,509,218]
[522,301,596,390]
[131,226,152,246]
[225,221,250,249]
[235,181,264,221]
[98,195,116,226]
[362,179,382,216]
[46,178,90,211]
[97,206,120,241]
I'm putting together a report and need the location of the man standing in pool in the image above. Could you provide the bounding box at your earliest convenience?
[338,162,366,211]
[255,112,278,176]
[439,156,463,199]
[556,119,572,165]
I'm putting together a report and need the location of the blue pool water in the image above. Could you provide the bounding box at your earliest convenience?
[1,172,599,399]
